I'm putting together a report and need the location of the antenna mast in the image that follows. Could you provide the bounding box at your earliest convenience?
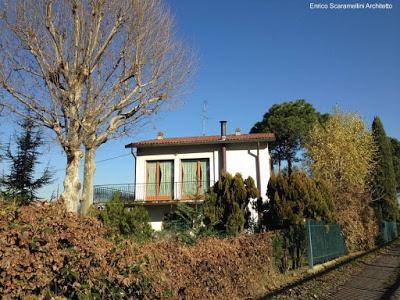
[201,100,209,136]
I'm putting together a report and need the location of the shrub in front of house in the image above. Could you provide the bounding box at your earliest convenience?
[161,203,204,244]
[261,171,335,229]
[93,192,153,242]
[203,172,259,236]
[260,171,335,271]
[161,203,225,244]
[161,173,259,242]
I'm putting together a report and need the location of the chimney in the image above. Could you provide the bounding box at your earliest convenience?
[219,121,227,176]
[235,128,241,135]
[220,120,227,140]
[157,131,164,140]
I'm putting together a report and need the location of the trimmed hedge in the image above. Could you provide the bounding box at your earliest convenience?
[0,200,276,299]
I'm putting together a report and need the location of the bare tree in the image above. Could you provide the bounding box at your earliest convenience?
[0,0,193,213]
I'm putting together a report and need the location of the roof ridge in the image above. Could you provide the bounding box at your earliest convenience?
[144,132,265,140]
[125,132,275,148]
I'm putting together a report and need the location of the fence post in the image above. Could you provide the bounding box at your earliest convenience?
[306,220,314,268]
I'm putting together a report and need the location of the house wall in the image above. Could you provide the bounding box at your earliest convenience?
[145,205,175,231]
[225,144,270,199]
[224,144,270,228]
[135,145,219,201]
[134,142,270,230]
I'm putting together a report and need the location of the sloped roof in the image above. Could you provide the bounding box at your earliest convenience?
[125,132,275,148]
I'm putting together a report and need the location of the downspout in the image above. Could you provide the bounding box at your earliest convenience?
[130,147,137,200]
[213,149,216,183]
[221,145,227,175]
[256,142,262,196]
[220,121,227,177]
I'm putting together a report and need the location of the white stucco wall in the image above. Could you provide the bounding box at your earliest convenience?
[135,145,219,200]
[134,142,271,230]
[145,205,175,231]
[225,145,270,199]
[225,144,270,229]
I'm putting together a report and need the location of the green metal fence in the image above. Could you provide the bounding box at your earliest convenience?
[93,184,135,203]
[306,220,347,267]
[380,220,398,243]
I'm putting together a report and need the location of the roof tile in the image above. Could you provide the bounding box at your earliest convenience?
[125,133,275,148]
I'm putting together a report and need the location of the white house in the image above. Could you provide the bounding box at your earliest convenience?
[122,121,275,231]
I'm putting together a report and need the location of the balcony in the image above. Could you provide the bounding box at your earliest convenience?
[93,181,214,204]
[93,183,135,203]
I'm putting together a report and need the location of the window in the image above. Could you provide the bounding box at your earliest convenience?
[146,160,174,200]
[181,159,210,198]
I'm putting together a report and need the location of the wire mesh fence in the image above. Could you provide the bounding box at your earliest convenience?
[380,220,398,243]
[306,220,347,267]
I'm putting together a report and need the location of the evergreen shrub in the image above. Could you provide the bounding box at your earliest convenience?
[203,173,259,236]
[93,192,153,242]
[261,171,334,272]
[161,203,223,244]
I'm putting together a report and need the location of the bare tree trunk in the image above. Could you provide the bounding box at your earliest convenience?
[61,149,83,212]
[80,147,96,215]
[1,0,193,216]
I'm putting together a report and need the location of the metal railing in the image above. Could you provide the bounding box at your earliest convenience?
[93,180,214,203]
[93,183,135,203]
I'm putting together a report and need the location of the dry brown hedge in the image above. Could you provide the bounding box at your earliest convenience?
[0,201,153,298]
[0,201,275,299]
[128,232,274,299]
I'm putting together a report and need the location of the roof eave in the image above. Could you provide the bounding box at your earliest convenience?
[124,137,275,149]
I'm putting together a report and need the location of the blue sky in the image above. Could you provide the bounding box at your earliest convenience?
[1,0,399,198]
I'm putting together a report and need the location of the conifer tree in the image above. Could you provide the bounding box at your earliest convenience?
[259,171,334,270]
[250,99,326,174]
[390,137,400,193]
[371,117,397,220]
[97,192,153,242]
[204,173,259,235]
[260,171,334,230]
[2,118,52,204]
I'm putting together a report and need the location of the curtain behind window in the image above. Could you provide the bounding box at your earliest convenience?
[182,160,198,196]
[199,159,209,194]
[159,161,173,197]
[147,161,157,197]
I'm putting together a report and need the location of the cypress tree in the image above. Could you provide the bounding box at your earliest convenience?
[203,173,259,235]
[259,171,334,270]
[371,117,397,220]
[2,118,53,204]
[390,137,400,193]
[260,171,334,230]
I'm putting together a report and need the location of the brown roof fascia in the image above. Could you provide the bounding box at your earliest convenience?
[124,134,275,149]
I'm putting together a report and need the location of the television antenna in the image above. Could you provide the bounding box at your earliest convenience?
[201,100,209,136]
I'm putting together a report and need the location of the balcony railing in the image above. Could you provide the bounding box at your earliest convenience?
[93,181,214,203]
[93,183,135,203]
